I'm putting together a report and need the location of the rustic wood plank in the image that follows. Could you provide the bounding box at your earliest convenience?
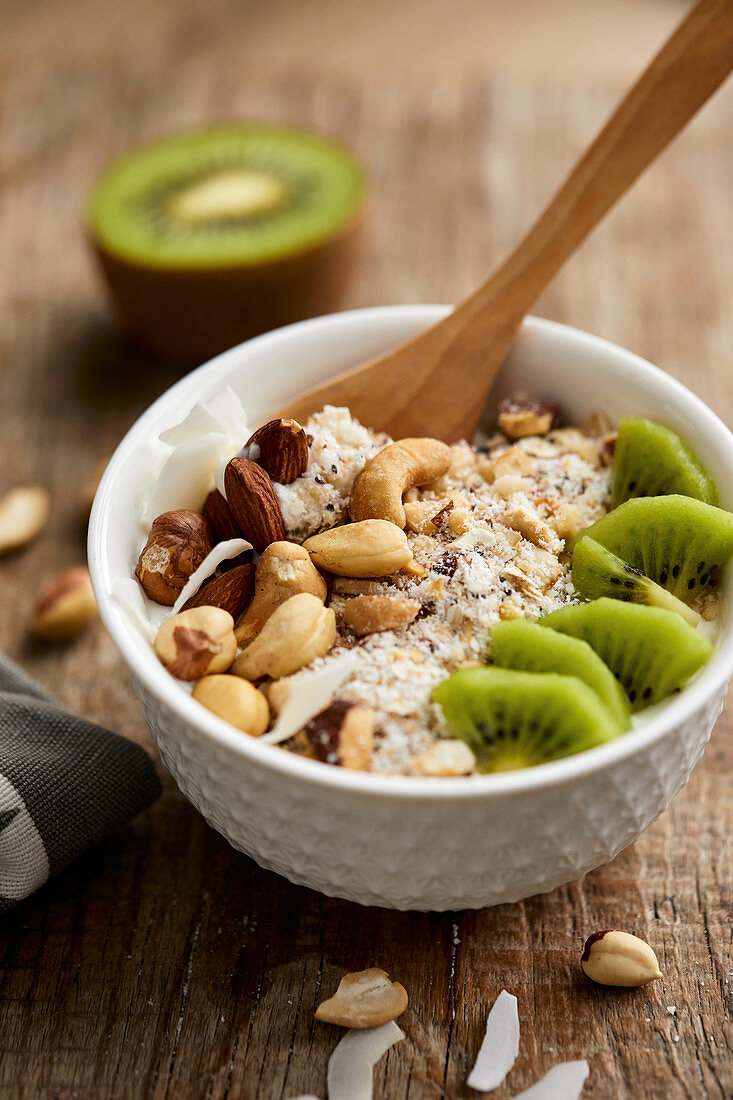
[0,11,731,1098]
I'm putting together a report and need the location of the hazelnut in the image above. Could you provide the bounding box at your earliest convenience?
[31,566,97,641]
[136,510,213,606]
[192,675,269,735]
[154,606,237,681]
[581,930,662,987]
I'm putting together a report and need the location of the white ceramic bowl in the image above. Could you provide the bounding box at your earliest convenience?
[89,306,733,911]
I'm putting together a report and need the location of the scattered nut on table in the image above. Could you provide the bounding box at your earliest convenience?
[303,519,413,577]
[154,605,237,680]
[235,541,327,646]
[315,968,408,1028]
[0,485,51,554]
[136,509,213,605]
[192,674,269,735]
[232,592,335,681]
[581,930,662,987]
[31,566,97,641]
[349,437,452,527]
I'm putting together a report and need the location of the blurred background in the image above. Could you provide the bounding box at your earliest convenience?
[3,3,733,1097]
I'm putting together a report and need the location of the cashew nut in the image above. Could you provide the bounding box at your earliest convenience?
[235,541,327,646]
[303,519,412,577]
[232,592,336,680]
[349,438,452,527]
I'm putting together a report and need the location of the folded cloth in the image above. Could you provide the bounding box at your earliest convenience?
[0,654,161,911]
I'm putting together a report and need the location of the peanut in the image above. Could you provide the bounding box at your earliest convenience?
[232,592,335,681]
[342,595,420,636]
[581,930,662,988]
[303,520,412,578]
[235,541,327,645]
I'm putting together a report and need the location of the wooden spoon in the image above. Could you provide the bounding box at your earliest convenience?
[281,0,733,442]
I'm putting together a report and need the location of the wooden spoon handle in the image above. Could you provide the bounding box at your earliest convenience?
[452,0,733,350]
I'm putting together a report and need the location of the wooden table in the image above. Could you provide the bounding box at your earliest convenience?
[1,3,731,1096]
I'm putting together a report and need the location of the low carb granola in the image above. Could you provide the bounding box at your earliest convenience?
[134,397,616,776]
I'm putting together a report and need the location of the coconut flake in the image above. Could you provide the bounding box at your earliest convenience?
[112,579,158,642]
[327,1021,404,1100]
[467,989,520,1092]
[511,1061,590,1099]
[159,387,249,448]
[170,538,252,615]
[142,432,237,525]
[263,653,358,744]
[204,385,250,442]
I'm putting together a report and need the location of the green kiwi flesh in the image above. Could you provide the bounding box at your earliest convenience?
[578,496,733,602]
[88,124,368,364]
[612,418,718,507]
[431,667,621,773]
[572,536,700,627]
[540,598,713,711]
[490,618,630,730]
[90,124,367,267]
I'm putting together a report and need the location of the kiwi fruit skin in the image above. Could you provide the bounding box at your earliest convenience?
[89,125,368,366]
[578,495,733,602]
[572,536,701,627]
[540,597,713,711]
[490,618,630,730]
[431,666,621,773]
[612,418,718,508]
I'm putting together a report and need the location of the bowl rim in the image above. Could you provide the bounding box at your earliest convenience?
[89,305,733,801]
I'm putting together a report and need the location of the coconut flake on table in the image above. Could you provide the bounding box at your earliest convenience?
[263,652,359,744]
[171,538,252,614]
[467,989,520,1092]
[327,1021,404,1100]
[511,1060,590,1099]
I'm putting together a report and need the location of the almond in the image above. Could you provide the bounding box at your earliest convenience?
[136,510,213,605]
[202,489,242,542]
[182,562,255,618]
[243,418,309,484]
[224,457,286,553]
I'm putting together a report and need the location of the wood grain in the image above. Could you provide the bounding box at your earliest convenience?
[0,8,732,1099]
[281,0,733,443]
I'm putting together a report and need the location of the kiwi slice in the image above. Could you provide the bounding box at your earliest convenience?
[612,418,718,507]
[579,496,733,602]
[490,619,630,730]
[431,667,620,773]
[572,536,700,627]
[89,124,368,364]
[540,598,713,710]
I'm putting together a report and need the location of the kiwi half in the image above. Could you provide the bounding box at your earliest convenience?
[612,418,718,507]
[431,667,620,773]
[540,598,713,710]
[89,124,368,365]
[579,495,733,602]
[572,536,700,626]
[490,619,631,730]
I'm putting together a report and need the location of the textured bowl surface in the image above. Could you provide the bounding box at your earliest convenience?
[89,307,733,910]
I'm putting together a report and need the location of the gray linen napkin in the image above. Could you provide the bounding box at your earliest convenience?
[0,654,161,911]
